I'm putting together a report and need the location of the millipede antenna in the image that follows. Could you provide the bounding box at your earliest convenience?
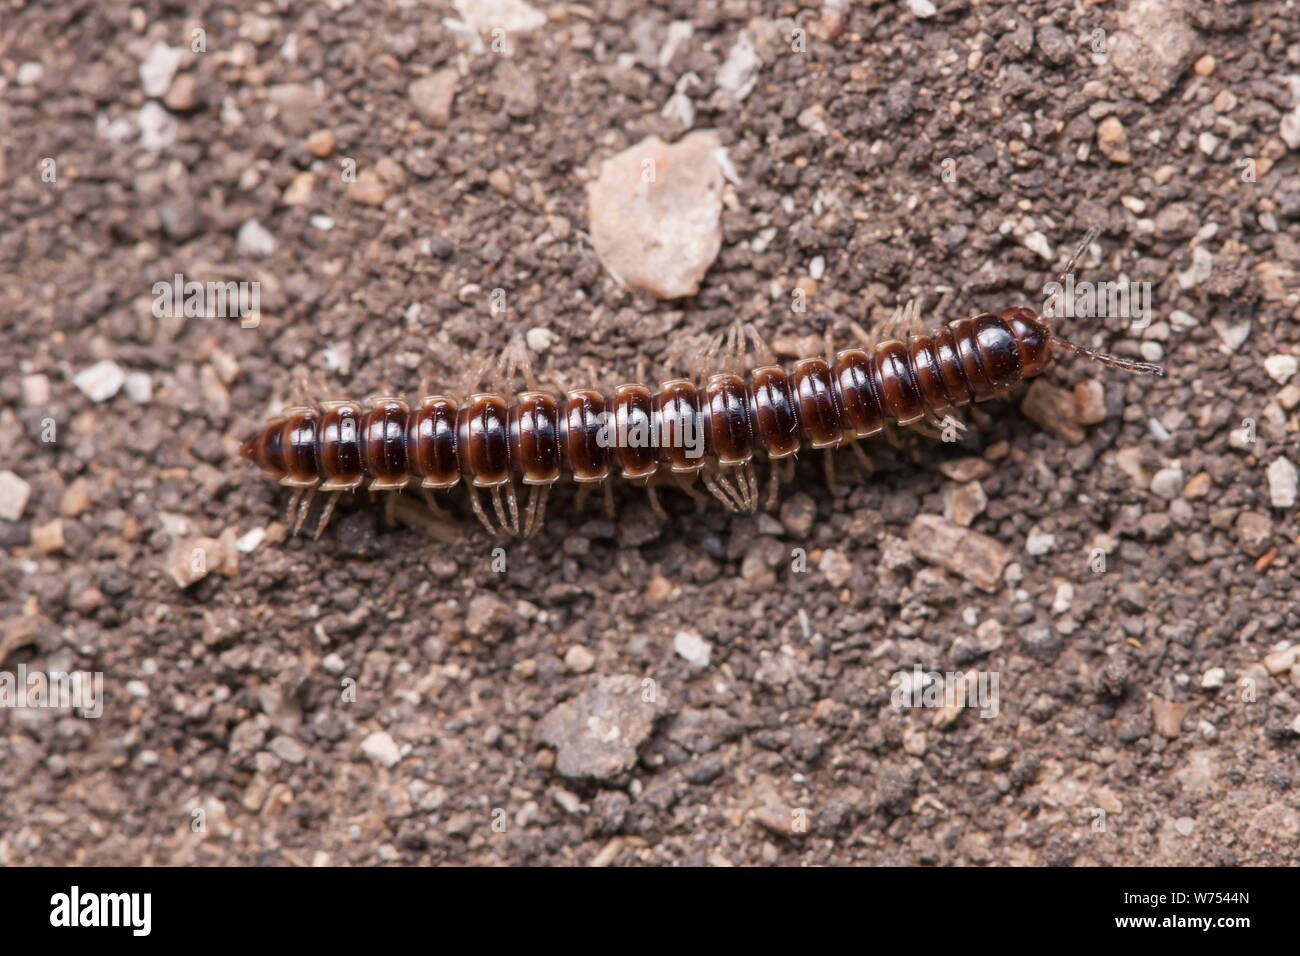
[1049,227,1166,377]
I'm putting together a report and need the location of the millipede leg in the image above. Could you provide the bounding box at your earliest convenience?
[574,483,590,514]
[702,467,742,512]
[469,486,499,536]
[383,491,397,527]
[743,462,759,512]
[850,319,874,351]
[525,485,551,537]
[421,488,448,517]
[823,451,838,492]
[744,322,776,367]
[293,486,318,536]
[824,326,835,366]
[780,457,796,485]
[669,473,708,503]
[523,485,540,537]
[725,321,742,374]
[695,330,725,381]
[489,485,512,535]
[313,492,340,540]
[766,464,782,511]
[285,487,304,528]
[503,481,521,536]
[646,482,666,519]
[459,352,496,400]
[603,480,615,520]
[850,441,874,477]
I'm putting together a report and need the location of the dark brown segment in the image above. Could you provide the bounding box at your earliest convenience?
[654,380,704,473]
[791,359,843,448]
[831,351,885,438]
[510,391,561,485]
[931,326,974,406]
[998,307,1050,378]
[408,396,460,489]
[871,340,925,425]
[241,418,288,478]
[561,388,609,482]
[907,336,951,412]
[318,402,364,489]
[610,385,658,478]
[749,366,802,458]
[973,313,1023,390]
[457,394,511,487]
[361,399,410,488]
[702,373,753,466]
[953,316,997,400]
[281,408,321,486]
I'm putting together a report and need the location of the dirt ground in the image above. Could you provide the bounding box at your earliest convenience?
[2,0,1299,866]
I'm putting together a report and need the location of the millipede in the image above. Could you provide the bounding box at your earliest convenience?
[240,230,1166,539]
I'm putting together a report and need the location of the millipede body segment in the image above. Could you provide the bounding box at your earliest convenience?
[241,233,1166,538]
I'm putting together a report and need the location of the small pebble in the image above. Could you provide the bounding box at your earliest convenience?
[1264,354,1298,384]
[1201,667,1226,690]
[21,374,51,406]
[565,645,596,673]
[124,372,152,404]
[306,129,335,157]
[673,630,713,667]
[1097,116,1131,164]
[236,218,275,257]
[361,731,401,768]
[139,43,184,98]
[1267,457,1298,508]
[74,360,125,402]
[1150,465,1184,501]
[32,519,65,553]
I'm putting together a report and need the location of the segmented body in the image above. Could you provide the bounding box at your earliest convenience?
[241,308,1049,524]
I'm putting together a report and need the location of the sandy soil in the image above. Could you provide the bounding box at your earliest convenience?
[2,0,1299,865]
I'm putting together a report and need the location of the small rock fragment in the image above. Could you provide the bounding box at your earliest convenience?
[1109,0,1198,103]
[74,360,125,402]
[347,169,392,206]
[361,731,401,768]
[306,129,335,157]
[1268,458,1298,508]
[124,372,152,404]
[947,481,987,527]
[409,69,458,128]
[818,548,853,587]
[1096,116,1132,163]
[1200,667,1226,690]
[1234,512,1273,556]
[236,218,275,257]
[21,374,50,406]
[1263,645,1300,676]
[908,514,1009,593]
[1073,380,1107,424]
[1264,354,1298,384]
[1152,698,1190,738]
[1020,379,1085,444]
[32,519,64,553]
[140,43,184,98]
[673,630,712,667]
[564,645,596,673]
[0,471,32,521]
[586,131,724,299]
[537,675,660,780]
[1150,464,1184,500]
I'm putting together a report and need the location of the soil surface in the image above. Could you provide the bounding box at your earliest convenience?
[3,0,1299,866]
